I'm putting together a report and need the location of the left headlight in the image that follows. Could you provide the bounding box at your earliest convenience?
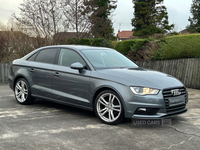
[130,87,160,95]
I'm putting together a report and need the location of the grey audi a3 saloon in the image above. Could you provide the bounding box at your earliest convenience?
[8,45,188,125]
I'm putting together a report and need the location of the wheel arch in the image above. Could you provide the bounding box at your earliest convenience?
[92,86,126,113]
[13,75,29,89]
[13,74,35,105]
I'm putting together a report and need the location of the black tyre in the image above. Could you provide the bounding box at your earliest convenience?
[94,90,124,125]
[14,78,34,105]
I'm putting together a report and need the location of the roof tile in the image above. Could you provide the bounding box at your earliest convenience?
[117,31,134,39]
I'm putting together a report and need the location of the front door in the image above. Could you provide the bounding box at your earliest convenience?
[51,48,91,108]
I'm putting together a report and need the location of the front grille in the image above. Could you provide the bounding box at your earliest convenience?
[162,87,187,113]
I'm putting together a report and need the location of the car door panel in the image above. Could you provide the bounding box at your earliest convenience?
[27,61,54,98]
[51,65,91,107]
[25,48,58,98]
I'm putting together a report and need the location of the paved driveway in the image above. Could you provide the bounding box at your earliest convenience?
[0,84,200,150]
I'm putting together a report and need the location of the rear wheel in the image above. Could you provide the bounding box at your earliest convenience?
[94,90,124,125]
[14,78,34,105]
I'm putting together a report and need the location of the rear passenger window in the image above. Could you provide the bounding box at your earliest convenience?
[35,49,57,64]
[27,52,38,61]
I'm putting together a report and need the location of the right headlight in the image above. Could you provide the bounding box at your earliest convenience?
[130,87,160,95]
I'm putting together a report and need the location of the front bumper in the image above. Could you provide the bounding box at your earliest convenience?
[124,87,188,119]
[132,108,187,119]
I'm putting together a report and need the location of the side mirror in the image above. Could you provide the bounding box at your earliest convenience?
[70,62,84,70]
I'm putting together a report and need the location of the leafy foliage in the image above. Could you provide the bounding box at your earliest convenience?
[79,38,91,45]
[111,41,118,48]
[132,0,174,37]
[187,0,200,33]
[91,38,111,47]
[131,39,149,53]
[0,31,50,62]
[59,38,111,47]
[114,40,136,55]
[84,0,117,40]
[114,39,152,55]
[67,38,80,44]
[152,34,200,60]
[64,38,91,45]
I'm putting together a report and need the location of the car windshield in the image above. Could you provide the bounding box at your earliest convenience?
[81,49,138,69]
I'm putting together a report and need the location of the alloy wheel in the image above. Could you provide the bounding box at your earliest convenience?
[96,93,122,123]
[15,80,28,103]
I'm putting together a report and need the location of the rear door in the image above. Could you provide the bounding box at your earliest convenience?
[51,48,91,108]
[27,48,58,98]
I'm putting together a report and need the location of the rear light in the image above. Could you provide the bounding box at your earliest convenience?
[10,64,13,70]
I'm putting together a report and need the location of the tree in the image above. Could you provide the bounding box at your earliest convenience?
[132,0,174,37]
[62,0,91,39]
[187,0,200,33]
[13,0,63,38]
[84,0,117,40]
[0,20,51,62]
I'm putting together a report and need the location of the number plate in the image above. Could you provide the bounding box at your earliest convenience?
[169,96,185,107]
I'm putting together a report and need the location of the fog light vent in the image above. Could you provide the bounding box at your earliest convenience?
[135,108,159,115]
[138,108,147,111]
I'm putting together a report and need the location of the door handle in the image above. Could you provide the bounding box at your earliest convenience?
[54,72,60,76]
[30,68,34,72]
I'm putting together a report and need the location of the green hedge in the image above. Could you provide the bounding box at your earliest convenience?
[152,34,200,60]
[67,38,91,45]
[131,39,152,53]
[111,41,118,48]
[66,38,112,47]
[91,38,111,47]
[59,34,200,60]
[114,40,136,55]
[79,38,91,45]
[67,38,79,44]
[114,39,151,55]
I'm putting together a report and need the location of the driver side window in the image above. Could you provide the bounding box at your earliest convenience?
[58,49,86,67]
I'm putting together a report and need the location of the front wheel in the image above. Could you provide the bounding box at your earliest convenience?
[14,78,34,105]
[94,90,124,125]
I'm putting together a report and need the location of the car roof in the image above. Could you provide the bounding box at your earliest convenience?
[21,45,115,60]
[39,45,113,51]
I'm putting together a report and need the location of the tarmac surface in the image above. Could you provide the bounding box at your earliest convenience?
[0,84,200,150]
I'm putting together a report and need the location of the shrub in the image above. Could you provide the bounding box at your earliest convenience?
[131,39,149,53]
[114,40,135,55]
[114,39,153,55]
[0,31,51,62]
[92,38,111,47]
[152,34,200,60]
[168,31,179,36]
[79,38,91,45]
[67,38,79,44]
[111,41,118,48]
